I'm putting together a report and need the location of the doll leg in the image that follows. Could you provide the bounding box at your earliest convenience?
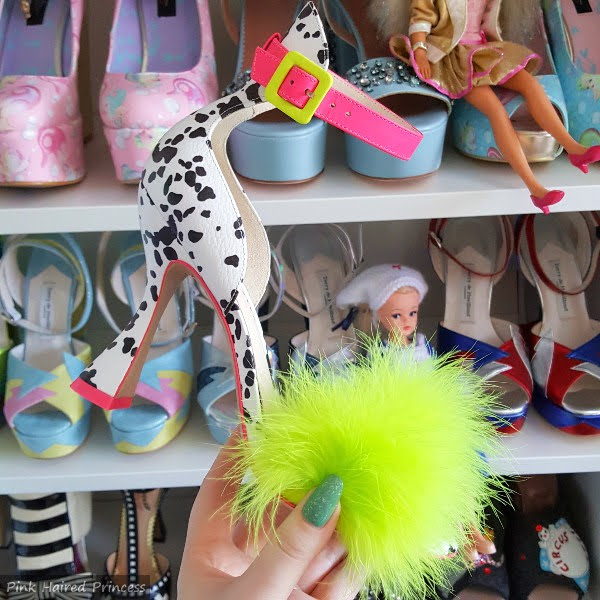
[500,70,587,155]
[465,86,549,198]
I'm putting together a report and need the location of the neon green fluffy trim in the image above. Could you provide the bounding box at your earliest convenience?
[229,343,506,598]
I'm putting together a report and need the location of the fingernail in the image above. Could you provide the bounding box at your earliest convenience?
[302,474,343,528]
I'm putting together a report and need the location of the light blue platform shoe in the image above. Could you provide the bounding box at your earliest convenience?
[543,0,600,148]
[451,7,569,162]
[96,232,195,453]
[197,324,280,444]
[322,0,451,179]
[224,0,327,182]
[0,234,93,458]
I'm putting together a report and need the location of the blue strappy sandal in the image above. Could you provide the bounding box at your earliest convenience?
[222,0,327,182]
[543,0,600,147]
[96,232,195,453]
[0,234,93,458]
[451,4,568,163]
[322,0,451,179]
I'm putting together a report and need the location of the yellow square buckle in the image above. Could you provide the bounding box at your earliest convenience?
[264,50,333,125]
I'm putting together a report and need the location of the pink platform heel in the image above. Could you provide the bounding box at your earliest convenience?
[530,190,565,215]
[568,145,600,174]
[71,4,422,430]
[100,0,218,183]
[0,0,85,187]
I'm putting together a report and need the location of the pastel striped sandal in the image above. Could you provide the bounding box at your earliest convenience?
[96,232,195,453]
[0,234,93,458]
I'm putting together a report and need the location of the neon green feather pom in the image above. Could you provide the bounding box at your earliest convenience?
[228,341,506,598]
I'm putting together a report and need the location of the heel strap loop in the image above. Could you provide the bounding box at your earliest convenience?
[0,234,93,335]
[428,217,514,281]
[517,212,600,296]
[96,232,196,346]
[251,37,423,160]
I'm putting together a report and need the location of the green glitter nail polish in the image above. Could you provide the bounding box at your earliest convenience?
[302,474,343,528]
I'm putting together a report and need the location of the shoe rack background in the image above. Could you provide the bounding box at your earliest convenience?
[0,1,599,596]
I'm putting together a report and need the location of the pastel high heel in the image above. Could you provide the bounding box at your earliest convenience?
[100,0,218,183]
[543,0,600,147]
[530,189,565,215]
[323,0,451,179]
[223,0,328,183]
[0,234,94,458]
[96,232,195,453]
[0,0,85,186]
[71,4,423,435]
[568,145,600,174]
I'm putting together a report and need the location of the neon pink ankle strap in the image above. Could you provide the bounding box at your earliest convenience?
[251,35,423,160]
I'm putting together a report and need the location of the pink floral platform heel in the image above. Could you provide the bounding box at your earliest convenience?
[0,0,85,187]
[71,4,423,428]
[100,0,218,183]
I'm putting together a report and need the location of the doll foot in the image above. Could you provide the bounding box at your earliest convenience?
[530,190,565,215]
[568,145,600,174]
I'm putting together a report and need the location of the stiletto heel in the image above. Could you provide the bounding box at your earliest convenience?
[72,2,424,428]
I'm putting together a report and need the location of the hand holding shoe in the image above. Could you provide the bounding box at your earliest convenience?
[178,431,362,600]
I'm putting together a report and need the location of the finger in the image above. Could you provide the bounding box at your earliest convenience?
[186,429,243,545]
[234,475,343,600]
[233,500,293,557]
[310,559,364,600]
[296,531,346,593]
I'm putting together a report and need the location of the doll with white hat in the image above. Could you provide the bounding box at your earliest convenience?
[336,264,431,362]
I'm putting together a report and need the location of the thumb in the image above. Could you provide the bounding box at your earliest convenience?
[234,475,343,600]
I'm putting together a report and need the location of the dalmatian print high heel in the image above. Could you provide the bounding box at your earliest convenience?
[71,3,423,426]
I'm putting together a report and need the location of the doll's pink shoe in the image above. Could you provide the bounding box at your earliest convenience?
[568,145,600,174]
[0,0,85,187]
[100,0,218,183]
[530,190,565,215]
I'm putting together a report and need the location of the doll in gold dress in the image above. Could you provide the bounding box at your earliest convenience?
[371,0,600,213]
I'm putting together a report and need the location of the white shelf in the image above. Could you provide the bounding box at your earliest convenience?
[0,132,599,235]
[1,403,600,494]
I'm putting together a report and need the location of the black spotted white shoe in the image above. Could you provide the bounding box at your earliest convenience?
[70,2,423,435]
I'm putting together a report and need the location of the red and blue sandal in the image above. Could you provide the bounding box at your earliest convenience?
[429,217,533,434]
[517,212,600,435]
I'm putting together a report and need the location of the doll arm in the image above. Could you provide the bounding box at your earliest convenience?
[408,0,439,36]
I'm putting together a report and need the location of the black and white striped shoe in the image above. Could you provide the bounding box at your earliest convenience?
[8,492,92,581]
[103,490,170,600]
